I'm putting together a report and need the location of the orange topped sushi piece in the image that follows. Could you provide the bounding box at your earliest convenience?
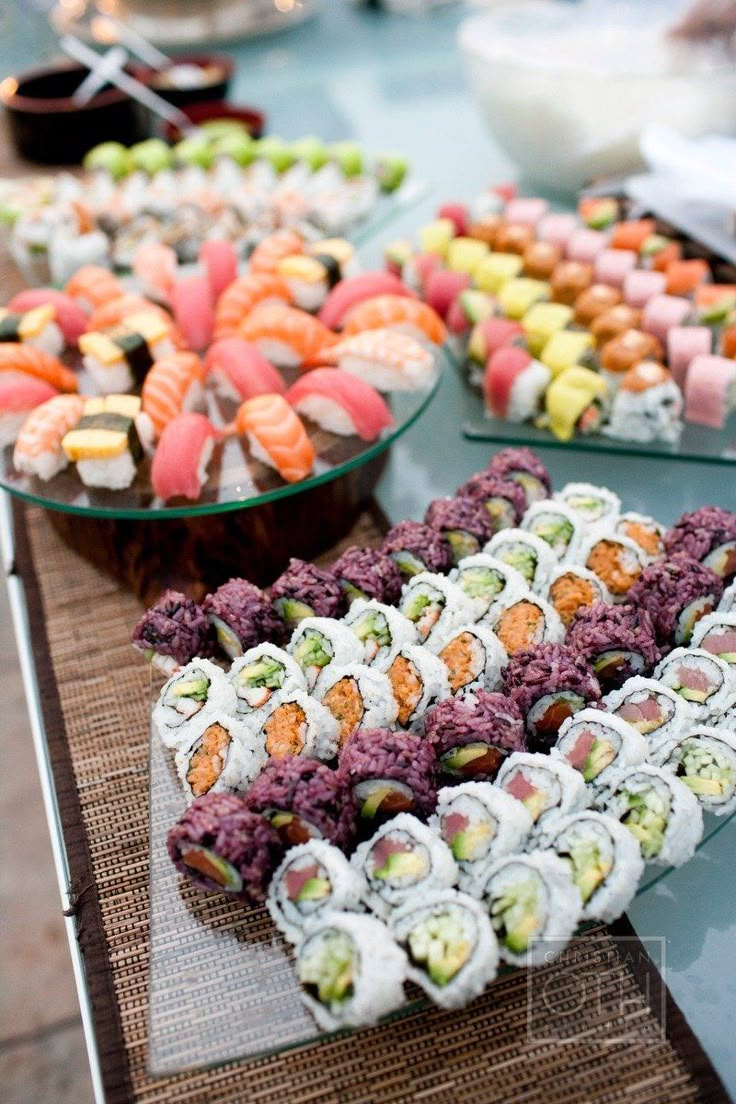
[665,259,710,297]
[13,393,86,480]
[235,393,315,483]
[610,219,656,252]
[142,352,205,438]
[239,304,337,369]
[65,265,123,310]
[248,230,304,277]
[618,360,671,392]
[213,274,293,339]
[0,344,78,393]
[650,240,682,273]
[341,295,447,345]
[309,328,436,391]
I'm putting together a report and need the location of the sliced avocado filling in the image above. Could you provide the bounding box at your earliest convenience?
[211,616,243,659]
[297,877,332,903]
[341,580,369,604]
[512,472,544,503]
[530,516,574,555]
[390,549,426,578]
[490,877,541,954]
[498,545,537,583]
[450,823,493,862]
[355,780,415,818]
[352,611,391,649]
[292,631,331,673]
[565,495,604,521]
[407,912,473,986]
[620,787,668,859]
[582,737,615,782]
[274,597,315,626]
[560,838,612,903]
[457,566,505,602]
[372,849,426,881]
[484,498,516,531]
[179,843,242,893]
[445,529,480,563]
[238,658,285,691]
[171,676,209,702]
[299,931,355,1006]
[403,591,433,623]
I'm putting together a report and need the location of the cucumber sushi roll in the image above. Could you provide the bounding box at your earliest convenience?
[154,658,237,750]
[351,813,458,919]
[566,603,660,691]
[451,553,527,619]
[175,710,265,802]
[495,752,588,827]
[389,889,499,1009]
[330,546,403,606]
[338,728,438,823]
[343,598,417,670]
[458,471,527,531]
[424,496,495,564]
[554,482,621,530]
[315,664,398,751]
[245,757,355,849]
[487,593,565,657]
[480,851,581,966]
[246,689,340,761]
[384,643,450,731]
[664,506,736,581]
[580,532,646,603]
[501,642,601,749]
[653,648,736,722]
[484,528,557,592]
[425,690,526,783]
[521,501,583,562]
[596,764,703,866]
[287,616,365,690]
[614,512,666,562]
[432,783,533,893]
[628,557,723,650]
[486,447,552,508]
[132,589,212,676]
[267,840,365,944]
[270,559,345,629]
[603,677,694,751]
[692,612,736,666]
[544,565,611,628]
[229,644,306,718]
[398,572,480,647]
[554,709,648,787]
[430,622,506,696]
[296,912,407,1031]
[652,727,736,816]
[538,810,644,923]
[203,578,287,660]
[381,520,452,579]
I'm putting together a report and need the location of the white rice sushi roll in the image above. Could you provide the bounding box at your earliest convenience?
[432,783,533,894]
[351,813,458,919]
[389,889,499,1009]
[495,752,588,829]
[430,622,506,696]
[0,305,64,357]
[384,642,450,731]
[314,663,398,751]
[287,616,365,690]
[544,565,612,628]
[450,553,528,619]
[229,644,306,718]
[614,512,666,563]
[555,482,621,530]
[691,612,736,666]
[603,676,695,752]
[603,362,683,444]
[484,528,557,593]
[343,598,417,670]
[718,580,736,614]
[175,710,265,802]
[296,911,407,1030]
[579,531,646,603]
[521,500,584,562]
[537,809,644,922]
[486,591,565,656]
[480,851,581,966]
[652,726,736,816]
[554,708,648,787]
[653,648,736,722]
[154,658,236,751]
[397,572,481,647]
[596,763,703,866]
[245,688,340,761]
[267,840,366,945]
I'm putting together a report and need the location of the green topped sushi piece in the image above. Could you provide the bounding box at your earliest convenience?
[407,912,472,986]
[170,676,209,702]
[620,786,668,859]
[299,931,355,1006]
[562,838,611,903]
[173,136,215,170]
[212,129,256,166]
[83,141,132,180]
[255,136,296,173]
[330,141,363,178]
[374,152,408,193]
[291,135,329,171]
[129,138,173,175]
[200,118,249,141]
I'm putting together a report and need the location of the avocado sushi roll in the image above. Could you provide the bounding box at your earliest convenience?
[343,599,418,669]
[501,642,601,749]
[245,757,355,849]
[267,840,366,945]
[487,592,565,658]
[565,603,660,691]
[132,589,212,675]
[315,663,398,750]
[484,528,557,592]
[425,689,526,783]
[544,565,611,629]
[389,889,499,1009]
[246,688,340,761]
[381,520,452,579]
[486,447,552,508]
[653,648,736,722]
[432,782,533,893]
[457,471,527,532]
[596,763,703,866]
[425,496,495,564]
[287,616,365,690]
[451,553,527,619]
[495,752,588,828]
[628,557,723,650]
[62,394,154,491]
[664,506,736,581]
[554,709,648,787]
[691,612,736,666]
[330,546,403,606]
[175,710,265,802]
[204,578,287,660]
[521,500,583,562]
[384,643,450,731]
[154,658,237,750]
[270,559,345,629]
[603,676,694,752]
[652,726,736,816]
[338,728,439,824]
[398,572,480,647]
[229,644,306,718]
[430,622,506,696]
[555,483,621,530]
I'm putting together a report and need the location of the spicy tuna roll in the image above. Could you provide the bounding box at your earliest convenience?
[451,553,527,619]
[385,643,451,731]
[287,616,365,690]
[343,598,418,669]
[488,592,565,657]
[458,471,527,532]
[154,658,237,750]
[521,500,584,562]
[554,709,648,787]
[315,664,398,750]
[229,644,306,718]
[432,782,533,893]
[614,512,666,562]
[431,622,507,696]
[381,520,452,579]
[132,589,212,675]
[203,578,287,660]
[596,764,703,866]
[485,528,557,592]
[398,572,481,646]
[501,642,601,750]
[566,603,660,691]
[691,612,736,666]
[175,710,265,802]
[424,496,495,564]
[581,531,646,602]
[245,757,355,849]
[544,565,611,628]
[653,648,736,722]
[425,690,526,782]
[267,840,366,944]
[652,727,736,816]
[339,728,439,824]
[330,546,403,606]
[664,506,736,581]
[270,559,345,629]
[627,556,723,651]
[603,676,694,751]
[246,689,340,761]
[486,446,552,507]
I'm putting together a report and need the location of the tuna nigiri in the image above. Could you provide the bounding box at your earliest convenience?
[235,393,315,483]
[204,338,286,401]
[308,328,435,391]
[142,352,205,438]
[341,295,447,345]
[0,344,78,393]
[65,265,123,312]
[248,230,304,277]
[200,240,239,300]
[133,242,178,303]
[0,376,58,447]
[13,394,86,480]
[151,413,217,502]
[286,368,393,441]
[213,273,293,339]
[7,289,88,346]
[239,304,337,369]
[170,275,215,352]
[318,272,415,330]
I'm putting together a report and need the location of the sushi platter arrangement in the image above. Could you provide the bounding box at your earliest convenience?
[137,445,736,1040]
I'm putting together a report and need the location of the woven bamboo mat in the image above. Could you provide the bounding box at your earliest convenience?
[13,501,729,1104]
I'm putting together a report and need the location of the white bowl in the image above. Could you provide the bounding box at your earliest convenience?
[458,1,736,194]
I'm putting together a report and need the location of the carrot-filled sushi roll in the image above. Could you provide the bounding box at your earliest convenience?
[205,337,286,402]
[62,394,154,490]
[7,289,88,347]
[240,304,337,370]
[483,346,550,423]
[0,344,78,393]
[170,274,214,352]
[248,229,304,277]
[13,394,86,481]
[286,368,393,442]
[142,351,205,439]
[235,393,315,483]
[79,311,175,393]
[151,412,217,502]
[0,305,64,358]
[65,265,123,312]
[214,273,293,340]
[0,377,58,448]
[311,329,436,392]
[318,271,414,330]
[341,295,447,346]
[199,239,238,300]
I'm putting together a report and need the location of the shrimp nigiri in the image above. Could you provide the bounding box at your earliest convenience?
[341,294,447,345]
[142,352,205,439]
[213,273,293,339]
[307,328,435,392]
[0,344,78,393]
[13,394,86,480]
[248,230,304,277]
[235,393,315,483]
[65,265,123,312]
[239,304,337,369]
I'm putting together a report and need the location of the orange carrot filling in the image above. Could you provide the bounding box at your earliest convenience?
[387,656,422,726]
[186,723,230,797]
[322,677,364,748]
[264,703,307,757]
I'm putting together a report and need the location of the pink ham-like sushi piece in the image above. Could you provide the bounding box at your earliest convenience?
[284,862,321,901]
[133,242,177,303]
[479,318,525,361]
[684,354,736,428]
[484,346,544,420]
[286,367,393,442]
[566,228,610,263]
[151,412,217,502]
[700,628,736,657]
[565,730,596,771]
[441,811,469,844]
[437,202,469,236]
[7,289,88,346]
[594,248,637,289]
[199,240,239,300]
[0,376,58,447]
[623,270,666,310]
[424,270,470,320]
[538,212,577,248]
[504,197,549,227]
[641,294,691,346]
[318,272,415,330]
[667,326,712,389]
[204,338,286,401]
[617,695,662,728]
[170,274,215,352]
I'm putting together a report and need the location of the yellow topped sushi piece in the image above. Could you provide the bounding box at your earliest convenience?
[540,330,595,378]
[522,302,573,358]
[277,254,328,284]
[475,253,524,294]
[78,331,124,366]
[307,238,354,267]
[0,304,56,340]
[446,237,489,276]
[84,394,141,418]
[543,366,609,442]
[121,311,170,344]
[498,278,550,320]
[62,394,142,461]
[419,218,455,258]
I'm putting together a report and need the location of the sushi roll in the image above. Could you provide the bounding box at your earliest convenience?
[351,813,457,919]
[0,304,63,358]
[538,810,644,923]
[544,565,611,628]
[487,592,565,657]
[590,306,642,347]
[603,677,694,751]
[79,311,175,392]
[538,211,578,247]
[484,528,557,592]
[267,840,365,945]
[0,377,58,449]
[234,393,315,484]
[330,546,402,606]
[502,643,602,751]
[154,658,237,750]
[384,643,450,731]
[565,603,660,691]
[285,369,393,442]
[580,531,646,602]
[653,648,736,722]
[496,751,588,830]
[573,283,622,326]
[425,690,526,783]
[467,317,524,380]
[338,728,439,823]
[596,764,702,866]
[665,506,736,581]
[317,271,413,331]
[240,304,336,370]
[424,496,495,564]
[497,277,550,320]
[205,338,287,403]
[521,500,583,562]
[229,643,306,717]
[641,294,692,345]
[141,352,206,440]
[381,520,452,579]
[245,757,355,849]
[652,727,736,816]
[667,326,712,390]
[692,612,736,666]
[458,472,527,531]
[389,889,499,1009]
[313,328,436,392]
[594,248,637,289]
[296,911,407,1031]
[397,572,480,646]
[555,482,621,530]
[132,589,212,675]
[247,688,340,760]
[614,512,666,562]
[288,616,365,690]
[600,330,664,384]
[720,579,736,614]
[343,599,418,669]
[542,366,609,442]
[175,710,265,801]
[270,559,344,628]
[605,362,683,445]
[539,330,594,378]
[628,557,723,650]
[167,793,283,902]
[61,395,154,491]
[204,578,286,660]
[451,553,527,619]
[483,347,550,424]
[315,664,398,750]
[474,252,523,294]
[481,852,581,966]
[151,413,217,503]
[486,446,552,507]
[554,709,648,787]
[432,783,533,892]
[430,622,506,696]
[341,295,447,346]
[521,302,573,358]
[623,269,667,309]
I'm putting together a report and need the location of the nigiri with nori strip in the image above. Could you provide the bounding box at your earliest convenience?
[151,413,217,502]
[79,311,175,392]
[62,394,153,490]
[0,376,58,448]
[286,369,393,442]
[7,289,88,346]
[0,305,64,358]
[235,393,315,483]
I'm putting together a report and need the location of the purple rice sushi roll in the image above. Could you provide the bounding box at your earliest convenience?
[339,728,438,824]
[457,471,527,532]
[627,556,724,650]
[245,757,356,851]
[270,559,344,629]
[381,520,452,578]
[331,546,403,606]
[203,578,287,660]
[424,496,495,564]
[424,689,526,782]
[132,589,212,674]
[566,602,660,690]
[502,642,601,752]
[664,507,736,581]
[167,792,283,902]
[486,446,552,507]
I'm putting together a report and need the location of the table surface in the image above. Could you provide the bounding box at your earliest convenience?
[3,2,736,1099]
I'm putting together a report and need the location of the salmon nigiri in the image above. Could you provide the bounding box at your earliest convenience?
[204,338,286,401]
[214,273,293,339]
[142,352,205,438]
[248,230,304,277]
[306,328,435,392]
[239,304,337,369]
[235,393,315,483]
[0,344,78,392]
[13,394,86,480]
[65,265,123,311]
[341,294,447,345]
[318,272,415,330]
[286,368,393,441]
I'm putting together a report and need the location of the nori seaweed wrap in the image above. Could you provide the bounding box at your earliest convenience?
[457,471,527,532]
[339,728,438,823]
[132,589,212,672]
[502,642,601,752]
[566,602,661,690]
[331,546,403,606]
[424,496,495,564]
[381,520,452,578]
[627,556,724,650]
[270,559,345,628]
[486,447,552,507]
[424,689,526,781]
[664,507,736,581]
[245,756,356,851]
[167,793,283,902]
[203,578,287,659]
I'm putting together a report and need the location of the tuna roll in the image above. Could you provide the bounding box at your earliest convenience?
[351,813,457,918]
[554,709,648,787]
[267,840,365,944]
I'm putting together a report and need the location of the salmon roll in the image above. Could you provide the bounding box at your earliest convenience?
[603,677,694,752]
[664,507,736,582]
[566,603,660,691]
[425,496,495,564]
[595,763,702,866]
[521,500,583,562]
[270,559,344,629]
[487,593,565,657]
[288,616,365,691]
[204,578,286,660]
[496,752,588,829]
[338,728,439,824]
[486,446,551,507]
[430,623,506,696]
[397,572,480,646]
[154,658,237,750]
[382,520,452,580]
[544,565,610,628]
[554,709,648,787]
[485,528,557,592]
[425,690,526,783]
[652,727,736,816]
[331,546,402,606]
[458,471,527,531]
[451,553,528,619]
[343,599,418,669]
[175,710,265,802]
[502,642,601,750]
[581,532,646,602]
[555,482,621,531]
[245,757,356,849]
[229,643,306,718]
[246,689,339,761]
[692,612,736,666]
[432,783,533,893]
[315,664,398,750]
[653,648,736,722]
[384,643,450,731]
[267,840,365,945]
[615,512,666,562]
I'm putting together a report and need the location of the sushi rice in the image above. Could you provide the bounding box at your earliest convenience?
[450,552,528,619]
[495,752,588,830]
[430,622,507,696]
[555,483,621,530]
[154,658,236,750]
[486,591,565,656]
[268,840,366,945]
[398,572,481,647]
[595,763,703,866]
[246,688,340,761]
[384,642,451,731]
[287,616,365,690]
[175,709,265,802]
[554,708,648,788]
[652,726,736,816]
